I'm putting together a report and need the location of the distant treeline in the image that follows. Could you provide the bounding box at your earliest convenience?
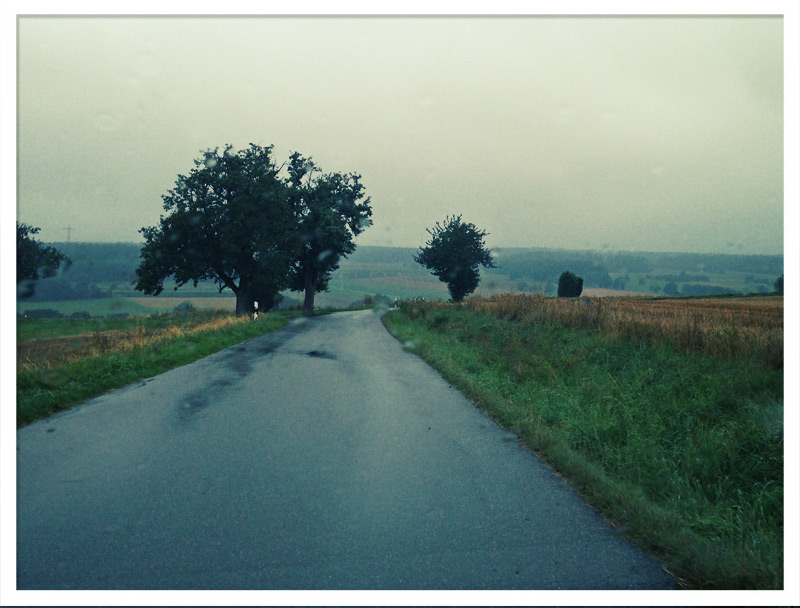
[20,242,141,302]
[486,248,782,281]
[55,242,143,283]
[489,251,614,289]
[24,242,784,302]
[483,248,782,295]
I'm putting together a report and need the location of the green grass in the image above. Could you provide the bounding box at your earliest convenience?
[382,304,783,589]
[17,315,138,341]
[17,311,295,427]
[17,297,157,317]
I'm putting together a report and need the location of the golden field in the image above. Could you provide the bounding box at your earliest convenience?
[464,293,783,367]
[17,315,247,372]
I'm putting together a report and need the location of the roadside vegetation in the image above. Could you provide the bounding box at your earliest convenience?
[383,294,783,590]
[16,310,296,427]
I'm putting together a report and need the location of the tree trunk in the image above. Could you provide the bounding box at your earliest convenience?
[235,283,251,317]
[302,269,316,316]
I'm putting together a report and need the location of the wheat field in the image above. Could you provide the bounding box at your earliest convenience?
[464,293,783,367]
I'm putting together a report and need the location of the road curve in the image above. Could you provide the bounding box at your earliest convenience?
[17,309,679,590]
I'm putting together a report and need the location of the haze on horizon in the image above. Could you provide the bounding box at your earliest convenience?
[16,15,784,255]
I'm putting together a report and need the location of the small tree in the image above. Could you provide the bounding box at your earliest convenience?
[557,271,583,297]
[285,152,372,316]
[774,274,784,293]
[16,222,71,299]
[414,215,496,302]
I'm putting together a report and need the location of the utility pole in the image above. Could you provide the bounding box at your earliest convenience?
[64,225,73,242]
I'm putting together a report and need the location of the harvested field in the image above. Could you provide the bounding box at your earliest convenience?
[18,330,136,371]
[464,293,783,367]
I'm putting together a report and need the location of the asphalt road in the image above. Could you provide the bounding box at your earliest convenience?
[17,309,679,590]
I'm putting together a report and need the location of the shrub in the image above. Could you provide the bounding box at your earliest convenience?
[557,271,583,297]
[173,301,196,314]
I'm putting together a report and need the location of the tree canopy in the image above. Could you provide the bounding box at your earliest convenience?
[134,144,371,316]
[16,222,71,299]
[414,215,495,302]
[557,271,583,297]
[135,144,297,316]
[285,152,372,315]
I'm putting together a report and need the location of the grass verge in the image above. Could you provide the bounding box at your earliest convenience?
[17,311,294,427]
[382,303,783,590]
[16,308,243,341]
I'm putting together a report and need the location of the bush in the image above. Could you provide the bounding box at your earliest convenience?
[173,301,196,314]
[557,271,583,297]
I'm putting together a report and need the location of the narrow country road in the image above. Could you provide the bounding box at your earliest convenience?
[17,309,679,590]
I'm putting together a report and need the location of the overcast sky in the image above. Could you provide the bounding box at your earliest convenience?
[15,14,786,254]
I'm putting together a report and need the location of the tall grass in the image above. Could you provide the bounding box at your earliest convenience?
[385,297,783,589]
[16,308,237,341]
[17,311,247,371]
[464,293,783,368]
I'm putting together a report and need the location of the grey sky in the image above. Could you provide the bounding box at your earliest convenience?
[16,15,785,254]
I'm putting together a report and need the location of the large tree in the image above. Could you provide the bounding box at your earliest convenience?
[134,144,296,316]
[285,152,372,316]
[16,222,71,299]
[414,215,496,302]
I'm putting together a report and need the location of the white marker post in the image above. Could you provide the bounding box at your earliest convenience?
[253,301,259,321]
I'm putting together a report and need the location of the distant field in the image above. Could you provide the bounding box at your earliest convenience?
[18,282,750,320]
[126,296,236,310]
[18,297,154,317]
[18,296,239,317]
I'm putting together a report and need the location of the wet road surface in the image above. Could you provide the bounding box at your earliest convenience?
[17,309,679,590]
